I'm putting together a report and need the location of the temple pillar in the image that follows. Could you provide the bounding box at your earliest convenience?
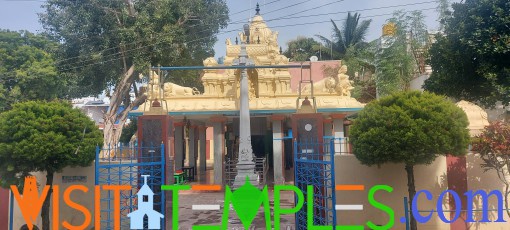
[271,115,285,184]
[188,125,197,168]
[211,117,227,185]
[174,121,184,171]
[331,114,346,155]
[324,118,333,139]
[198,125,207,174]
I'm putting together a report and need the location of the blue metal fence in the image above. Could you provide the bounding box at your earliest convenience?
[294,138,337,229]
[95,144,165,230]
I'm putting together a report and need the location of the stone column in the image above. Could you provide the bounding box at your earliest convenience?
[174,121,184,171]
[323,118,333,154]
[198,125,207,174]
[331,114,346,155]
[188,125,197,168]
[271,115,285,184]
[324,118,333,138]
[232,26,258,188]
[211,117,227,185]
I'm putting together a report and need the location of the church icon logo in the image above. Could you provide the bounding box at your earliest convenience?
[127,175,164,229]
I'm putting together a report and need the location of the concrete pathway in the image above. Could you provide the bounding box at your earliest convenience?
[175,189,296,229]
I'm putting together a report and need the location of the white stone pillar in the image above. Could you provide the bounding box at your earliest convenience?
[324,118,333,139]
[211,117,226,185]
[198,125,207,174]
[323,118,333,154]
[188,125,197,167]
[271,115,285,184]
[174,122,184,171]
[331,114,346,155]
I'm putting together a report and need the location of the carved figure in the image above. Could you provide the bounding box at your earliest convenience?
[226,38,232,45]
[148,71,161,99]
[163,82,200,97]
[336,65,354,97]
[301,77,337,94]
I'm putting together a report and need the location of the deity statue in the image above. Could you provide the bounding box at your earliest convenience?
[382,22,397,37]
[148,71,161,100]
[336,65,354,97]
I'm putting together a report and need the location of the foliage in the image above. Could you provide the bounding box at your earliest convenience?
[351,78,376,103]
[472,121,510,217]
[316,12,371,59]
[283,36,321,62]
[375,10,427,97]
[41,0,228,94]
[0,30,65,111]
[0,100,102,186]
[350,91,469,165]
[435,0,451,31]
[40,0,229,146]
[119,118,138,144]
[350,91,470,230]
[424,0,510,107]
[0,100,102,229]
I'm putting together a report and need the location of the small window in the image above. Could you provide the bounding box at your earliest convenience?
[143,195,148,202]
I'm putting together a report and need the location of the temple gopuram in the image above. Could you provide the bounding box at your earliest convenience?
[131,8,364,185]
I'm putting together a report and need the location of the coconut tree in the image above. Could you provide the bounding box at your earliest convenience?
[316,12,371,59]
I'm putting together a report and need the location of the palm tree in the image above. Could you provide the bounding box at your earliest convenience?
[316,12,371,59]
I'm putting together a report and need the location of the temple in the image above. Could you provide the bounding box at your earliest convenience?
[131,8,364,185]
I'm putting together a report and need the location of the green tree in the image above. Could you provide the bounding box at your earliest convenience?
[0,30,64,111]
[376,10,428,97]
[424,0,510,107]
[40,0,229,147]
[316,12,371,59]
[349,91,470,230]
[0,101,102,230]
[472,121,510,218]
[119,117,137,144]
[283,36,321,61]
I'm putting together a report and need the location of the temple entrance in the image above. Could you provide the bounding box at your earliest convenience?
[292,113,337,229]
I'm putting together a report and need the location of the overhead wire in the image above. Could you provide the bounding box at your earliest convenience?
[57,0,349,68]
[53,0,283,65]
[57,2,438,71]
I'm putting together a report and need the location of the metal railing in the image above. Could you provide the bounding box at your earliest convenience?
[323,136,352,155]
[225,156,268,187]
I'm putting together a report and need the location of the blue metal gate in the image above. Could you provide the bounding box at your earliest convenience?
[294,138,337,229]
[95,144,166,229]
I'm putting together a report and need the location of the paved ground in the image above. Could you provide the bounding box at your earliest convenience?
[176,189,296,230]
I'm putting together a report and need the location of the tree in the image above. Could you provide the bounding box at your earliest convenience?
[472,121,510,218]
[375,10,428,97]
[349,91,470,230]
[424,0,510,108]
[283,36,321,61]
[40,0,229,147]
[316,12,371,59]
[119,117,137,144]
[0,30,65,111]
[0,101,102,230]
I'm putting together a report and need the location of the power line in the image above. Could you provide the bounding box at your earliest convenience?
[58,7,437,72]
[231,0,437,25]
[52,0,283,65]
[56,0,321,67]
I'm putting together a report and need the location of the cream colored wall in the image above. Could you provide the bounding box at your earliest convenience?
[334,155,450,230]
[334,154,510,230]
[465,153,510,230]
[12,165,96,230]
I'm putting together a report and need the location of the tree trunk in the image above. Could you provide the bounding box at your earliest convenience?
[41,171,54,230]
[405,164,418,230]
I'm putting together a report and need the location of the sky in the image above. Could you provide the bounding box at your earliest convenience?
[0,0,458,59]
